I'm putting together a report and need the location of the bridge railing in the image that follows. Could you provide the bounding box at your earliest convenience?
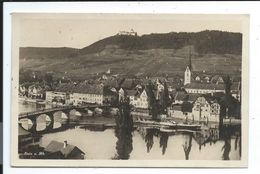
[19,105,76,118]
[18,104,111,118]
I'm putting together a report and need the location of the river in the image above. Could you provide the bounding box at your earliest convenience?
[19,101,241,160]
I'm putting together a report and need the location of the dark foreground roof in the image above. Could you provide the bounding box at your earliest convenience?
[45,140,85,157]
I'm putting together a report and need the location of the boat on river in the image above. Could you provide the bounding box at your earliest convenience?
[135,120,201,130]
[159,128,177,133]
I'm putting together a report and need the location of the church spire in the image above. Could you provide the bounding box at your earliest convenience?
[184,46,192,85]
[188,45,192,70]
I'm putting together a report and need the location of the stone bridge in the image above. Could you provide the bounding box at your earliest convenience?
[18,104,111,133]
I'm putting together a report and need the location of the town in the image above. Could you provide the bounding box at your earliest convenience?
[17,29,243,161]
[19,53,241,125]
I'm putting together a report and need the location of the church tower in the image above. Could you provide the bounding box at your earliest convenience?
[184,66,191,85]
[184,46,192,85]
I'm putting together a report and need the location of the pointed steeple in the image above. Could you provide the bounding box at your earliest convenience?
[188,46,192,71]
[184,46,192,85]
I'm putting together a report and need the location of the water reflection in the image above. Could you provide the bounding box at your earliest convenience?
[144,129,156,153]
[183,133,192,160]
[159,133,169,155]
[235,133,241,157]
[219,125,241,160]
[136,124,241,160]
[19,102,242,160]
[113,99,133,160]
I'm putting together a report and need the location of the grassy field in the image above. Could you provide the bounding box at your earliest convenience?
[19,31,242,79]
[20,47,241,80]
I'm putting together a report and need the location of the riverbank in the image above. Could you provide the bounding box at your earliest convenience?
[19,96,46,104]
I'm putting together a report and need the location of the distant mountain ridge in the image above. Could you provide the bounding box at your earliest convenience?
[19,30,242,79]
[80,30,242,55]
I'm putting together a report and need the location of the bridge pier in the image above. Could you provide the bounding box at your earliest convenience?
[62,110,71,126]
[29,117,37,133]
[45,112,54,131]
[19,105,111,133]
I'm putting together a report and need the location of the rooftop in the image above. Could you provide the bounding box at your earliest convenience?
[184,82,225,90]
[45,140,85,157]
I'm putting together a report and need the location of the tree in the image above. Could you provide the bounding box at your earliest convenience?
[146,82,159,120]
[223,75,232,96]
[183,133,192,160]
[44,73,54,89]
[161,82,170,114]
[113,97,133,159]
[159,132,169,155]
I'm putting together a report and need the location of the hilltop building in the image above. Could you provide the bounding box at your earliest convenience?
[117,29,137,36]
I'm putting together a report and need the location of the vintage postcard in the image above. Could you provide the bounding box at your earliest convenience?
[11,13,249,167]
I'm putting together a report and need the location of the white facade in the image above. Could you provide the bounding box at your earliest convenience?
[19,85,26,95]
[45,91,68,104]
[185,88,225,94]
[28,85,43,98]
[118,88,125,101]
[184,66,191,85]
[129,90,149,109]
[71,93,103,105]
[45,91,54,102]
[195,76,201,81]
[192,96,221,122]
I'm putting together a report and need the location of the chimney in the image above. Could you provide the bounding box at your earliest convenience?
[63,140,68,148]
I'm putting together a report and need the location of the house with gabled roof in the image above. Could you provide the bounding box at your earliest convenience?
[210,75,224,84]
[120,78,138,90]
[125,89,149,109]
[192,94,221,122]
[44,140,85,159]
[28,84,45,99]
[71,82,104,105]
[184,82,225,94]
[46,83,75,104]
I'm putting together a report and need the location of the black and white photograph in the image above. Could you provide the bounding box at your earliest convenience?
[10,13,249,167]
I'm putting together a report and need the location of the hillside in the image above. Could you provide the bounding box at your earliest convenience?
[19,30,242,79]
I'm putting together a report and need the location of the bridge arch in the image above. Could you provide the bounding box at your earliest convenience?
[53,111,69,129]
[36,114,51,131]
[69,109,82,121]
[19,118,33,130]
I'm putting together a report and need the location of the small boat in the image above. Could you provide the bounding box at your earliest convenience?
[158,121,177,127]
[176,129,198,133]
[159,128,176,133]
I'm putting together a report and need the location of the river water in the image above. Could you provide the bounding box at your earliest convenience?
[19,101,241,160]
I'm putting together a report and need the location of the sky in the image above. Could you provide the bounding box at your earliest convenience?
[14,13,246,49]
